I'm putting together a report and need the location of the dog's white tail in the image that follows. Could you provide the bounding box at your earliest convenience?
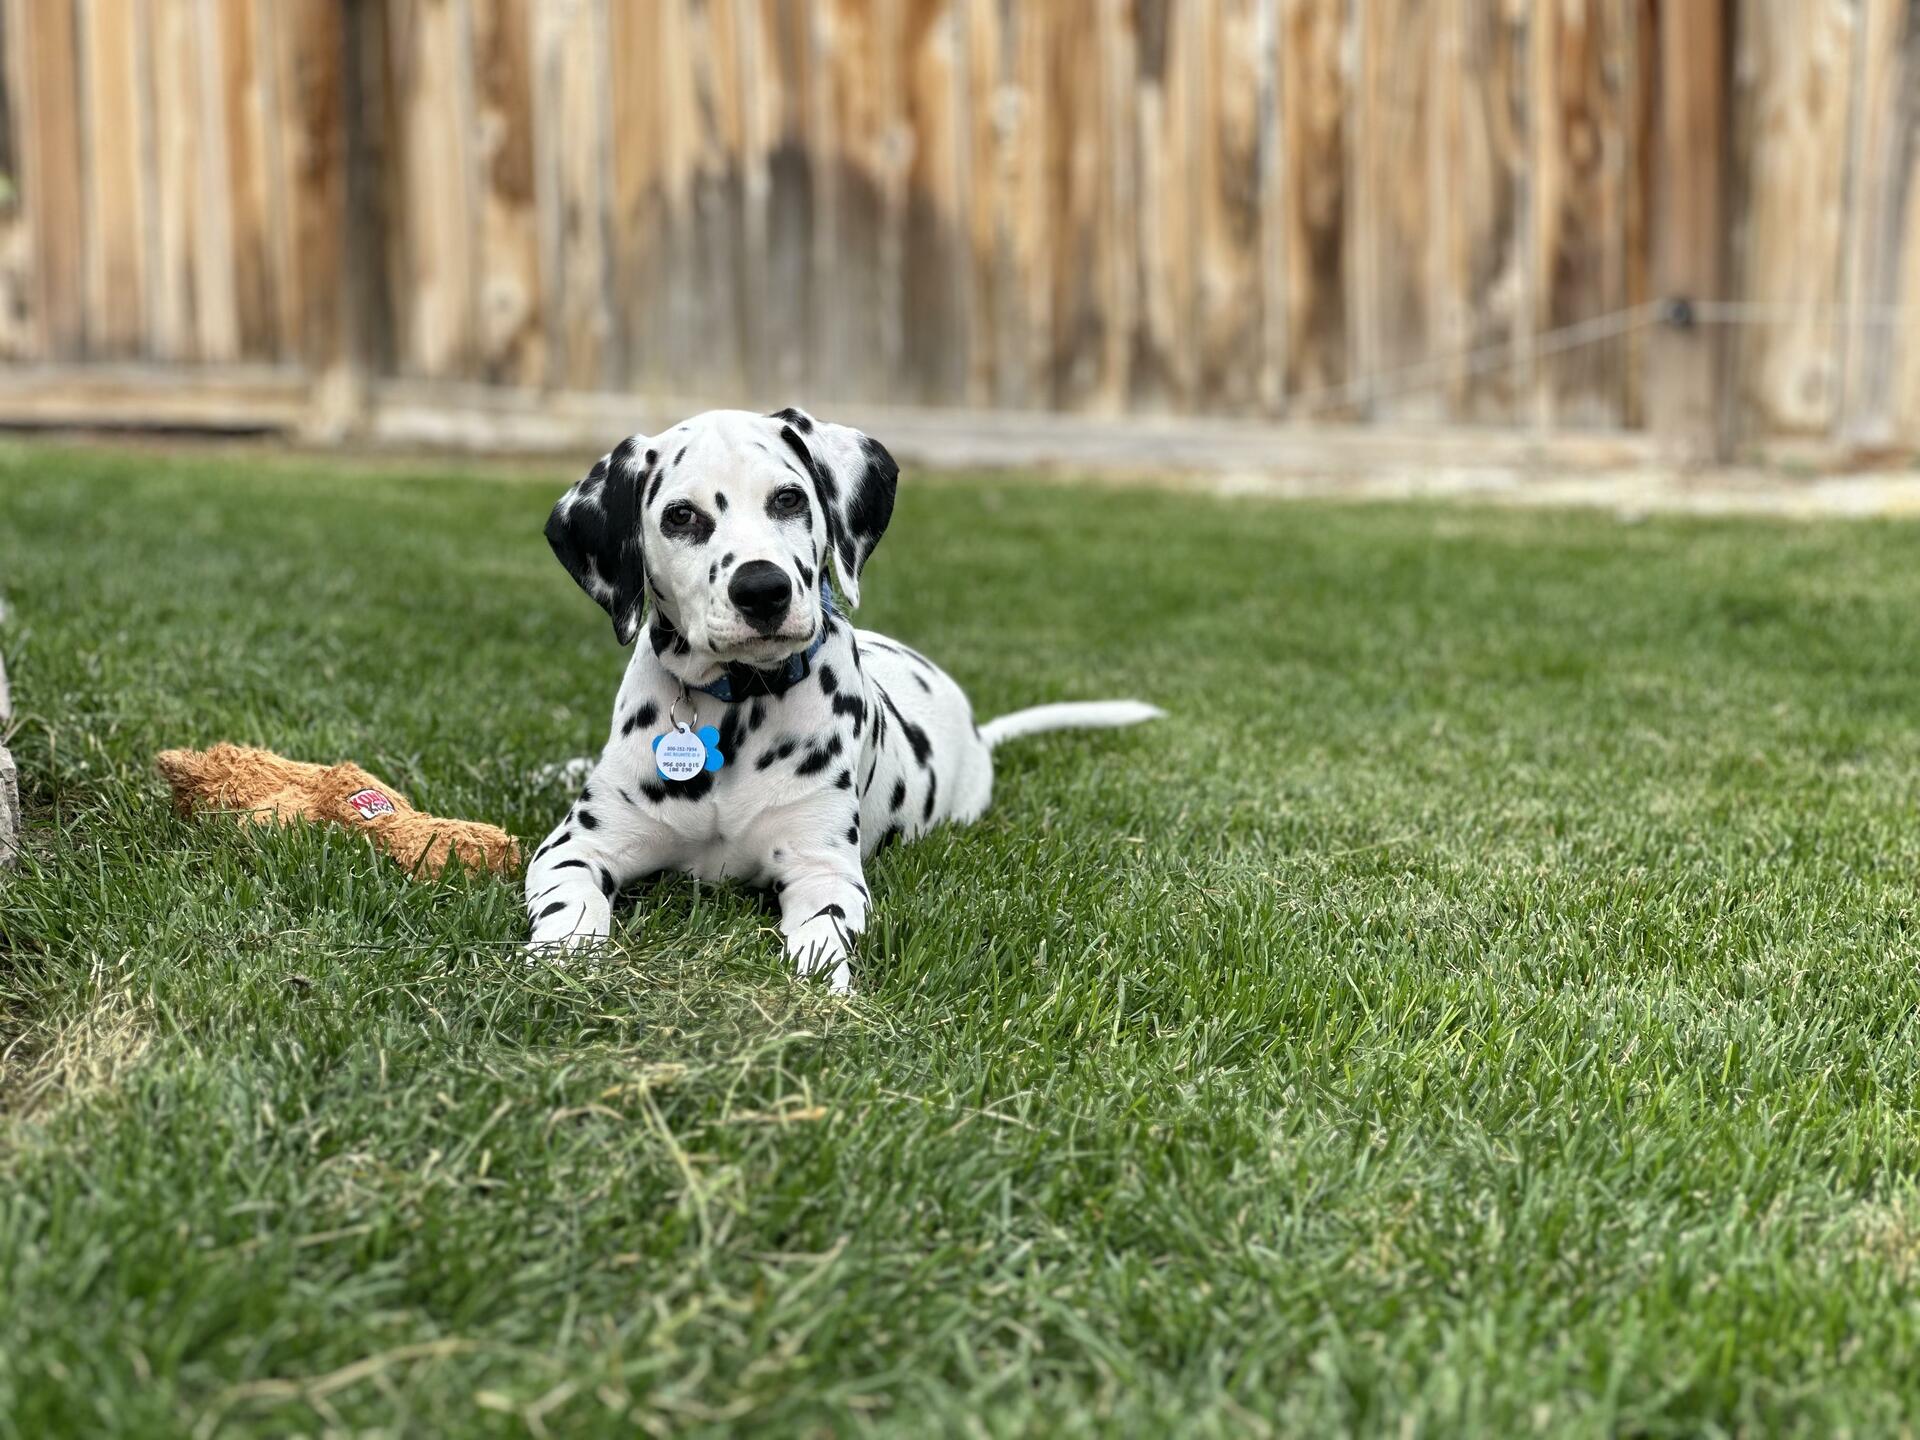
[979,700,1165,750]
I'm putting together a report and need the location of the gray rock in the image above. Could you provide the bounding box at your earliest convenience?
[0,740,16,870]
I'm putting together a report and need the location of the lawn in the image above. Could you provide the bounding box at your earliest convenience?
[3,437,1920,1437]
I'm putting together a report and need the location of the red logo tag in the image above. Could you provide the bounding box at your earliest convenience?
[347,787,396,821]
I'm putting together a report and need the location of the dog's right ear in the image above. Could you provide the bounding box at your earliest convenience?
[545,435,654,645]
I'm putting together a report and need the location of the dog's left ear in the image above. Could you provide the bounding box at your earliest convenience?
[545,436,653,644]
[768,406,898,608]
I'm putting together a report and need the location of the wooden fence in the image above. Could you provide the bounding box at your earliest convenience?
[0,0,1916,457]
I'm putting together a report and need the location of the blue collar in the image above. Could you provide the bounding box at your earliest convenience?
[686,576,836,704]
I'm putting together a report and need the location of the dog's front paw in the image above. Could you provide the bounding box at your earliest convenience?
[786,917,853,994]
[526,896,612,963]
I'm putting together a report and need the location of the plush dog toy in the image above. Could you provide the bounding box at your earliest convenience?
[157,742,518,878]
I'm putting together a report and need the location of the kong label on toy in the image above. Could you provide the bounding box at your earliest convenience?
[347,787,397,820]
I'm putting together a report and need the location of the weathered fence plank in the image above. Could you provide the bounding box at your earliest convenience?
[80,0,149,357]
[1357,0,1437,419]
[1647,0,1729,459]
[12,0,87,357]
[1531,0,1632,428]
[1434,0,1531,422]
[1193,0,1269,414]
[1841,0,1920,447]
[1730,0,1857,437]
[1278,0,1353,410]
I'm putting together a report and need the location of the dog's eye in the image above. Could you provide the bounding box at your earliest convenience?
[661,502,698,531]
[769,487,808,518]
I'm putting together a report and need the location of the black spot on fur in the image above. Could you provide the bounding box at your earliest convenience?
[749,701,767,732]
[794,735,843,777]
[553,858,589,872]
[845,824,861,846]
[771,406,812,434]
[715,492,728,512]
[879,687,932,766]
[640,781,667,803]
[797,560,814,587]
[645,470,665,507]
[817,664,838,695]
[812,903,846,922]
[674,445,688,466]
[832,692,865,727]
[533,830,572,859]
[923,773,938,821]
[621,700,660,737]
[709,562,717,584]
[889,778,906,811]
[576,809,598,830]
[721,551,735,567]
[599,867,616,897]
[915,673,933,694]
[537,900,567,920]
[757,739,799,772]
[834,769,853,790]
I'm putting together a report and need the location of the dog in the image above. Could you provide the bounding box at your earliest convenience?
[524,407,1160,991]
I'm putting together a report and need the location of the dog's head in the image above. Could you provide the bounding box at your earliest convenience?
[544,407,898,665]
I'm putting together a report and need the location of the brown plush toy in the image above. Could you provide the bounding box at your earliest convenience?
[157,742,519,878]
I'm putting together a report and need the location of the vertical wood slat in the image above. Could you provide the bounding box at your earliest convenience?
[608,0,682,395]
[220,0,280,358]
[1647,0,1731,459]
[1433,0,1530,422]
[1840,0,1920,446]
[757,0,815,398]
[1531,0,1632,428]
[470,0,542,386]
[900,0,967,406]
[533,0,612,391]
[147,0,198,359]
[1357,0,1436,419]
[1129,0,1195,411]
[1728,0,1856,437]
[9,0,86,358]
[0,0,33,359]
[958,0,1003,407]
[385,0,477,377]
[814,0,895,404]
[268,0,347,372]
[1193,0,1268,414]
[79,0,147,357]
[1280,0,1351,409]
[190,0,239,360]
[1042,0,1112,409]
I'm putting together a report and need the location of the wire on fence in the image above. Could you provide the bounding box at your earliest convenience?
[1281,299,1919,421]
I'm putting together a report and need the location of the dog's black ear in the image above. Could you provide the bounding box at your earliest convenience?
[768,406,897,608]
[545,435,654,644]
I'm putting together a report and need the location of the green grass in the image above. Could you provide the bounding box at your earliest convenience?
[4,437,1920,1437]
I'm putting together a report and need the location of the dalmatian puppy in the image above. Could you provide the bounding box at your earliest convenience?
[524,407,1160,991]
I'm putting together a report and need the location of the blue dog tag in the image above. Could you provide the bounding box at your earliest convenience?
[652,723,725,782]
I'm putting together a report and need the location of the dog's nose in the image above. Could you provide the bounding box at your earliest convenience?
[728,561,792,633]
